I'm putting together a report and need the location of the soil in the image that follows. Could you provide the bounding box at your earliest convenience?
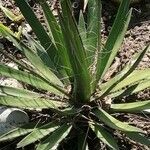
[0,0,150,150]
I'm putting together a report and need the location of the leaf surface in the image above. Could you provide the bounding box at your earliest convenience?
[90,124,119,150]
[14,0,60,72]
[93,108,144,133]
[0,123,39,142]
[36,124,72,150]
[59,1,91,102]
[17,122,59,148]
[96,0,131,82]
[111,100,150,112]
[0,86,40,98]
[125,132,150,147]
[0,63,63,96]
[0,95,66,109]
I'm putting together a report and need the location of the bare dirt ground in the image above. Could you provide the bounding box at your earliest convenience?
[0,0,150,149]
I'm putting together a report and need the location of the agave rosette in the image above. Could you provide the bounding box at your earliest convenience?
[0,0,149,149]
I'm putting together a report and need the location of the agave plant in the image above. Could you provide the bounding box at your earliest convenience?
[0,0,150,149]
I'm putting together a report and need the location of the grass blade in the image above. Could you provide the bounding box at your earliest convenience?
[36,124,72,150]
[17,122,59,148]
[111,100,150,112]
[90,124,119,150]
[93,108,144,133]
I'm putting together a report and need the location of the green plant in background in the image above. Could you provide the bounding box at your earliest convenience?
[0,0,150,149]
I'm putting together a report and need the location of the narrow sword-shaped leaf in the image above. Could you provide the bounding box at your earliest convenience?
[86,0,101,68]
[128,80,150,94]
[125,132,150,147]
[0,95,66,109]
[0,123,40,142]
[96,0,131,82]
[0,63,63,96]
[110,79,150,98]
[40,0,72,78]
[101,69,150,92]
[23,31,58,75]
[36,124,72,150]
[59,1,91,102]
[0,86,40,98]
[0,4,23,22]
[77,131,89,150]
[0,24,63,87]
[111,100,150,112]
[93,108,144,133]
[14,0,60,72]
[78,11,87,44]
[17,122,59,148]
[110,71,150,93]
[90,124,119,150]
[99,44,149,98]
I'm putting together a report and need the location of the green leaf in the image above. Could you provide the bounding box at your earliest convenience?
[0,95,66,109]
[90,124,119,150]
[0,4,23,22]
[0,123,39,142]
[17,122,59,148]
[40,0,72,78]
[85,0,102,92]
[0,63,63,96]
[78,11,87,44]
[77,130,89,150]
[22,30,59,76]
[111,70,150,93]
[111,100,150,112]
[96,0,131,82]
[128,79,150,94]
[36,124,72,150]
[14,0,60,72]
[110,79,150,98]
[0,22,16,37]
[0,23,63,87]
[59,1,91,102]
[93,108,144,133]
[99,44,150,98]
[101,69,150,93]
[0,85,40,98]
[125,132,150,147]
[86,0,101,67]
[0,45,36,73]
